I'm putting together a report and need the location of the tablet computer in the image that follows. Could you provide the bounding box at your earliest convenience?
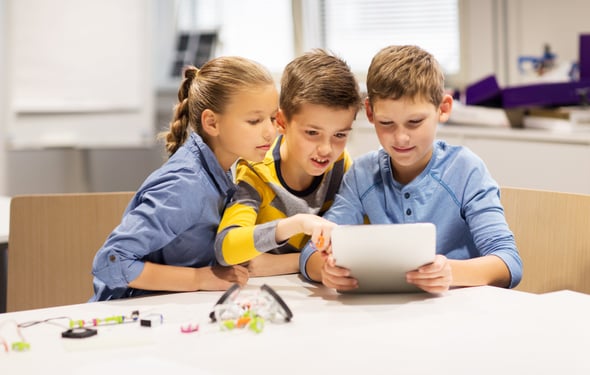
[331,223,436,294]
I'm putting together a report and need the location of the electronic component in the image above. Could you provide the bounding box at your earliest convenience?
[140,314,163,328]
[61,327,97,339]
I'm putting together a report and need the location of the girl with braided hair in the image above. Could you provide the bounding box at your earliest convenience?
[91,56,278,301]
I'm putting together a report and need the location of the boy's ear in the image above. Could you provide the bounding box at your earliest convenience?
[275,109,287,134]
[438,94,453,123]
[364,98,375,123]
[201,109,219,137]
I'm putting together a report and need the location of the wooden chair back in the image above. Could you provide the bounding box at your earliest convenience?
[6,192,134,311]
[501,187,590,294]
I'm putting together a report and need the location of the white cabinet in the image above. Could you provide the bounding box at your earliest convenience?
[463,137,590,194]
[347,122,590,195]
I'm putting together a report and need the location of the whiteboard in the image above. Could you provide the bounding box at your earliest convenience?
[6,0,154,148]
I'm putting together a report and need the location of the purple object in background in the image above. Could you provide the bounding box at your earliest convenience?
[465,75,503,107]
[464,34,590,109]
[580,34,590,80]
[502,81,590,109]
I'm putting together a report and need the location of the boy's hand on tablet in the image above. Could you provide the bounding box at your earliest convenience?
[405,254,452,294]
[321,256,358,291]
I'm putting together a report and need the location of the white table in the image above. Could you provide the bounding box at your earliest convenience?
[1,274,589,374]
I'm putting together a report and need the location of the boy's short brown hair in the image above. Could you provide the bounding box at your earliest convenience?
[366,45,445,107]
[280,49,361,121]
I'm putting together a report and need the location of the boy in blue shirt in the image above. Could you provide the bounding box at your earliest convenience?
[300,45,522,294]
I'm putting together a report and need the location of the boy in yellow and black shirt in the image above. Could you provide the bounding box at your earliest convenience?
[215,49,361,276]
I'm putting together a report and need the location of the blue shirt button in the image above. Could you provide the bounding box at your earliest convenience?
[404,192,410,199]
[406,208,412,216]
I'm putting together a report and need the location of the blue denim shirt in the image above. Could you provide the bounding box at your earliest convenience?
[91,132,236,301]
[300,140,522,288]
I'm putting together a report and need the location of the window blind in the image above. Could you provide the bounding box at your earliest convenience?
[321,0,459,75]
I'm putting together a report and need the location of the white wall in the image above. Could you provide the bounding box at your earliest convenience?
[459,0,590,88]
[1,0,163,196]
[505,0,590,86]
[1,0,590,196]
[460,0,502,86]
[0,0,6,194]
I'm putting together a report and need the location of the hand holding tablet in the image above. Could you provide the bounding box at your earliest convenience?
[329,223,436,294]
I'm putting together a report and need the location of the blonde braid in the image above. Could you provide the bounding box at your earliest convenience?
[159,66,199,156]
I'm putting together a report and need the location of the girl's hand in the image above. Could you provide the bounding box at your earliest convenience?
[196,265,249,291]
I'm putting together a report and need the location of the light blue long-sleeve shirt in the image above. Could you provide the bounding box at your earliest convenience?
[91,132,236,301]
[300,140,522,288]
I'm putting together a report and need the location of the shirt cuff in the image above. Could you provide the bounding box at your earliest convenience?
[92,248,145,289]
[494,251,523,288]
[299,241,316,281]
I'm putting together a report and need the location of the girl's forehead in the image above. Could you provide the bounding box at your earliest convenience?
[223,85,278,113]
[227,84,278,99]
[236,83,277,95]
